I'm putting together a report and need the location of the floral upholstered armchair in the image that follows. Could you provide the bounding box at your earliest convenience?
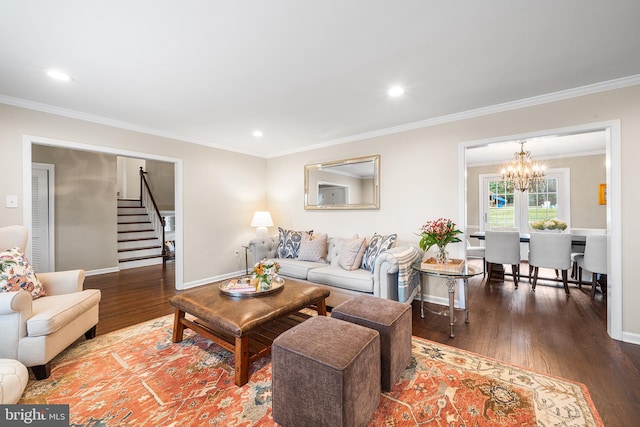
[0,226,101,379]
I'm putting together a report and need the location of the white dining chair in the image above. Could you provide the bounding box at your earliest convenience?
[575,234,608,299]
[466,238,486,277]
[568,229,605,279]
[484,231,521,288]
[528,232,572,295]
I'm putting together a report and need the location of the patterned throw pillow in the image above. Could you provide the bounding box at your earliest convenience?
[277,227,313,259]
[296,233,328,262]
[0,247,46,299]
[360,233,398,272]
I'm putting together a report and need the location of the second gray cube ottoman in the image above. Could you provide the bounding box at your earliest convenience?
[332,295,412,391]
[272,315,380,427]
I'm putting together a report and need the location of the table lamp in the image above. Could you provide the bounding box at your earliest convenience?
[251,211,274,238]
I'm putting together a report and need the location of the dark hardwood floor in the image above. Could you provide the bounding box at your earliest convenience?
[84,260,640,426]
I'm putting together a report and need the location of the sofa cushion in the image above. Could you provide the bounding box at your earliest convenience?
[338,237,367,271]
[361,233,397,272]
[0,247,46,299]
[269,258,326,280]
[277,228,313,259]
[307,265,374,293]
[28,289,101,337]
[296,233,327,262]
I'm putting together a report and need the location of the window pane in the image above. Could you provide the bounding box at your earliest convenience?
[527,177,558,223]
[488,180,515,229]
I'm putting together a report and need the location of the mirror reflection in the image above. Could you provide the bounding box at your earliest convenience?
[305,155,380,210]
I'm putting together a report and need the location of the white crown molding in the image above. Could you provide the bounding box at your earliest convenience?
[0,94,266,158]
[2,74,640,159]
[269,74,640,158]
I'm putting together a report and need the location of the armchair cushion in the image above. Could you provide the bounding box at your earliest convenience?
[28,289,101,337]
[0,247,46,299]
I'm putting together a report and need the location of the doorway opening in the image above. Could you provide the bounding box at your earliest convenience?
[459,121,622,341]
[22,136,184,289]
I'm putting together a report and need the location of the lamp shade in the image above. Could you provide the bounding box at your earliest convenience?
[251,211,274,228]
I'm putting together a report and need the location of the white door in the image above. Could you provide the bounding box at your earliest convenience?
[31,163,55,272]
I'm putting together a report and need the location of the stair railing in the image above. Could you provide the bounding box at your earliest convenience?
[139,167,167,263]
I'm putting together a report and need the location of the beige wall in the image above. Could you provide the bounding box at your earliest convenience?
[122,157,145,199]
[266,85,640,338]
[145,159,175,211]
[32,145,118,270]
[467,154,607,231]
[0,103,266,284]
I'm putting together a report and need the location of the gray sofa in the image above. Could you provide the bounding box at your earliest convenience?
[248,235,421,307]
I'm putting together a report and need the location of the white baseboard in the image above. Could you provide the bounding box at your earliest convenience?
[417,292,463,309]
[621,331,640,346]
[182,270,245,289]
[85,266,120,276]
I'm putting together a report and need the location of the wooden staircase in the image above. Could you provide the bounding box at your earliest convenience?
[117,199,164,269]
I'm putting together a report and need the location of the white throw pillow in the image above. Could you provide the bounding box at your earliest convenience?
[338,237,367,271]
[296,233,328,262]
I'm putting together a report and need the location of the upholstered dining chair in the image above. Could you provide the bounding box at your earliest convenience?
[484,231,521,288]
[527,232,572,295]
[466,238,486,277]
[575,234,608,299]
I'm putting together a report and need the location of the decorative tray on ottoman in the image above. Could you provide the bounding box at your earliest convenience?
[220,276,285,298]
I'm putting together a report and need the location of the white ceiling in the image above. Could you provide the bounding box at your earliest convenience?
[1,1,639,158]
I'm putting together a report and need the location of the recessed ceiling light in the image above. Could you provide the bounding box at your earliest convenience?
[45,69,71,81]
[252,130,263,138]
[388,85,405,97]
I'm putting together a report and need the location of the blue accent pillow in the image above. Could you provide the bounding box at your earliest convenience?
[277,228,313,258]
[360,233,397,272]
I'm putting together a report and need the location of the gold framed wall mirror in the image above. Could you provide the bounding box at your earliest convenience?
[304,155,380,210]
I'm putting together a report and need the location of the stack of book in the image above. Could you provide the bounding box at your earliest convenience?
[223,278,257,293]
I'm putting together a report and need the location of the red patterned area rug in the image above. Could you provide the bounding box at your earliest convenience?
[21,315,603,426]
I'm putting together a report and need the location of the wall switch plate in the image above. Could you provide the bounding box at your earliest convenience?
[5,195,18,208]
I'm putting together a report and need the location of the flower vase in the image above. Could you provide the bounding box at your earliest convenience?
[435,245,449,264]
[258,276,273,291]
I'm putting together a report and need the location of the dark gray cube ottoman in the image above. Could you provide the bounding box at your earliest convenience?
[332,295,412,392]
[272,315,380,427]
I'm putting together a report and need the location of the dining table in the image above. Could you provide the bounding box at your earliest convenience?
[469,231,586,247]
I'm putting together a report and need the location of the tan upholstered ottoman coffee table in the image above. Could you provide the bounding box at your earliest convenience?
[170,278,330,386]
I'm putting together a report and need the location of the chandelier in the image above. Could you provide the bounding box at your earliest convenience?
[500,141,545,192]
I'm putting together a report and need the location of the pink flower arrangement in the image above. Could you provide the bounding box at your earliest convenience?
[418,218,463,252]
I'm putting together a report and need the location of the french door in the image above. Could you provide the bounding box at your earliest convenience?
[479,168,571,233]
